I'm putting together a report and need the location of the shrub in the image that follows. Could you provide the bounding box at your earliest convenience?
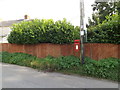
[55,56,81,70]
[8,18,80,44]
[82,57,119,81]
[87,14,120,44]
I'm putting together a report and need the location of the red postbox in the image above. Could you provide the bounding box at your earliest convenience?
[74,40,80,52]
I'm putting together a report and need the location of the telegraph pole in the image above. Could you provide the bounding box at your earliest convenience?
[80,0,85,64]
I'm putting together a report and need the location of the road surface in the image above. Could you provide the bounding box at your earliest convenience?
[1,63,118,88]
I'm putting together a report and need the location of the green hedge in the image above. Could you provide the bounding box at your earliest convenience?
[1,52,119,81]
[87,14,120,44]
[8,18,80,44]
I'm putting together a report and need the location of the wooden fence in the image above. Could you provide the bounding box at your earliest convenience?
[0,43,119,60]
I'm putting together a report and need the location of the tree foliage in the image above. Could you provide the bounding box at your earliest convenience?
[86,1,120,28]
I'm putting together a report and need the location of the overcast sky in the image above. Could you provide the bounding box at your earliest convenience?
[0,0,95,27]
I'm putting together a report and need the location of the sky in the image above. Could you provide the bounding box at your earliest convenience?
[0,0,95,27]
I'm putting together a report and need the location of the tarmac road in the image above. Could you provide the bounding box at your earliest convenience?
[1,63,118,88]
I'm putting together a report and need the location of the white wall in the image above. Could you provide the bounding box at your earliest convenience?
[0,27,11,36]
[0,27,11,43]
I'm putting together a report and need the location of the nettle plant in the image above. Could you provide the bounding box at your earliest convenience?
[8,18,80,44]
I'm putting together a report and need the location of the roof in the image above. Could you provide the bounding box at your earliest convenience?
[0,19,33,27]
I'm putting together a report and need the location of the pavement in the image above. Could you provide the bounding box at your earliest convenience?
[1,63,119,88]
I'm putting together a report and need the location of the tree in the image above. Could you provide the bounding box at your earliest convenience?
[86,1,120,28]
[86,13,99,28]
[116,1,120,14]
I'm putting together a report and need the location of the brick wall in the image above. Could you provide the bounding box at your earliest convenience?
[0,43,119,60]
